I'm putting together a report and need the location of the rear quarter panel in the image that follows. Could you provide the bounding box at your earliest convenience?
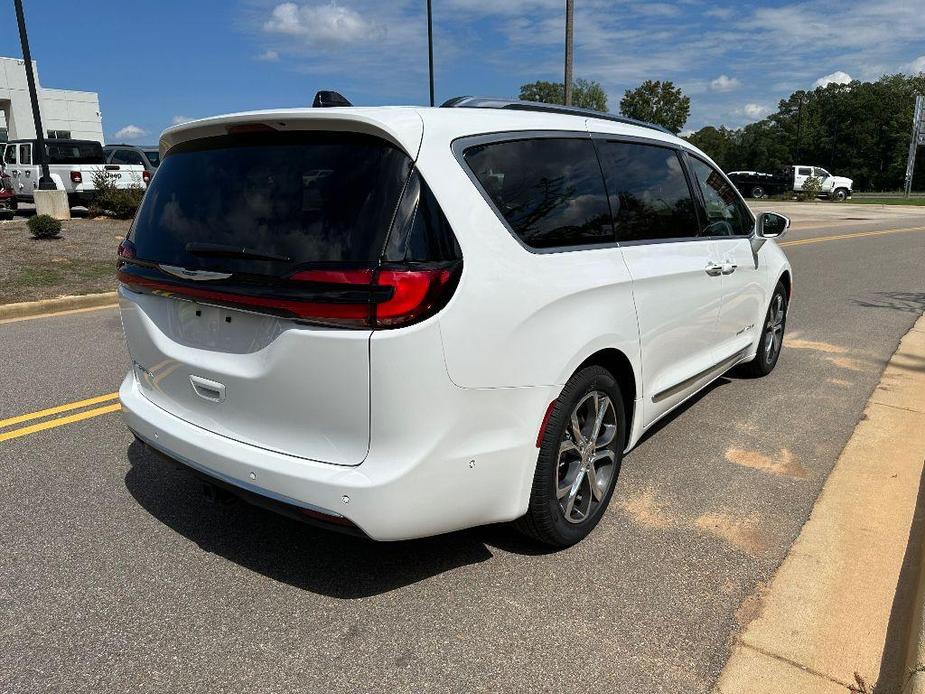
[415,131,641,391]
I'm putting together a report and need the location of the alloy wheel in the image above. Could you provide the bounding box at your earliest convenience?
[764,293,785,364]
[556,391,618,524]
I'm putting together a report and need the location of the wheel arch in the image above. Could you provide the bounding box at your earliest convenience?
[573,348,637,435]
[777,268,792,300]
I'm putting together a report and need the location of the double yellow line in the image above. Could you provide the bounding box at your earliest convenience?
[0,392,121,442]
[779,225,925,247]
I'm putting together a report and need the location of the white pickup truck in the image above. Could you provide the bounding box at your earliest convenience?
[1,138,149,208]
[728,165,854,201]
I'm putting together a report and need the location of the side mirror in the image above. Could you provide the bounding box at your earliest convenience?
[756,211,790,239]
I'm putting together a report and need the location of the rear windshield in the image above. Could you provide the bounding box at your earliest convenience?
[46,141,105,164]
[129,131,413,275]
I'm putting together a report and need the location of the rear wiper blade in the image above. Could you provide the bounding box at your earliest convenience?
[184,242,292,263]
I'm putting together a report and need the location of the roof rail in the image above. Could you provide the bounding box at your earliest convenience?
[439,96,673,135]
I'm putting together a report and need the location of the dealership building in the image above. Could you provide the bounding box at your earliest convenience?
[0,56,104,144]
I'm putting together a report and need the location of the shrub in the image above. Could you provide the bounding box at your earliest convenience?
[799,175,823,201]
[89,169,145,219]
[27,214,62,239]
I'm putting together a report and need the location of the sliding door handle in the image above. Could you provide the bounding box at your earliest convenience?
[705,262,723,276]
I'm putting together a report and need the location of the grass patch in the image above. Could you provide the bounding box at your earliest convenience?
[848,197,925,205]
[0,217,130,303]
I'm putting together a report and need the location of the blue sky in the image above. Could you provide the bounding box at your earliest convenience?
[2,0,923,143]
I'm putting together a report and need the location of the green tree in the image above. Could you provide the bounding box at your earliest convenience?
[684,126,738,170]
[518,78,607,112]
[619,80,690,133]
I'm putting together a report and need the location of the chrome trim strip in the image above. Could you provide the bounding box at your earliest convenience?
[651,347,750,403]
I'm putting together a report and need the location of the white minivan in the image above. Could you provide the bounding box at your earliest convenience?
[118,98,792,547]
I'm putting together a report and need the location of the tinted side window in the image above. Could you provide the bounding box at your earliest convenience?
[19,144,31,165]
[383,171,461,262]
[4,145,15,164]
[798,167,812,176]
[464,137,613,249]
[595,141,699,242]
[688,157,753,237]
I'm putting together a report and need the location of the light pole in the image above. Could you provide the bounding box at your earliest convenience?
[563,0,573,106]
[13,0,54,190]
[427,0,435,107]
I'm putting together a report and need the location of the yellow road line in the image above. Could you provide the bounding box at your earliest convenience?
[780,225,925,247]
[0,403,122,443]
[0,303,118,326]
[0,392,119,429]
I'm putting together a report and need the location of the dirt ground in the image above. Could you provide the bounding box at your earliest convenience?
[0,214,130,304]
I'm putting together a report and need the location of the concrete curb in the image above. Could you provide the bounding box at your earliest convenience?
[902,539,925,694]
[0,292,118,321]
[716,314,925,693]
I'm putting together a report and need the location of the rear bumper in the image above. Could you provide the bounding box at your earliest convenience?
[120,369,550,540]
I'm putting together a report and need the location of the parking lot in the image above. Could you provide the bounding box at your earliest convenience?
[2,202,925,693]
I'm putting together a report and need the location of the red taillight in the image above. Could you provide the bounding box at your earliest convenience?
[375,269,453,326]
[70,171,82,184]
[290,268,373,284]
[288,266,457,328]
[142,170,151,184]
[118,263,459,328]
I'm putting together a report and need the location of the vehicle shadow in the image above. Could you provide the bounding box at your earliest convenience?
[124,440,546,598]
[633,376,732,448]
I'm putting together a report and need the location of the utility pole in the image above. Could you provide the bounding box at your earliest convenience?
[13,0,54,190]
[904,95,924,198]
[563,0,573,106]
[426,0,435,107]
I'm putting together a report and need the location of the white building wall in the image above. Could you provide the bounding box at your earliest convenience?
[0,57,104,143]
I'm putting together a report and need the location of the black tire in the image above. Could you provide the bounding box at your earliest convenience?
[516,366,626,548]
[739,282,788,378]
[751,185,766,199]
[832,188,848,202]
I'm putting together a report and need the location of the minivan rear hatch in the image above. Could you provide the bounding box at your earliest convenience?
[119,129,416,465]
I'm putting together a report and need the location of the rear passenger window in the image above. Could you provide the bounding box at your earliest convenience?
[19,144,31,165]
[3,146,15,165]
[463,138,613,249]
[595,141,699,242]
[688,157,753,237]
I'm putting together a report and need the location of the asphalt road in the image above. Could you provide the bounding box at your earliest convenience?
[2,204,925,694]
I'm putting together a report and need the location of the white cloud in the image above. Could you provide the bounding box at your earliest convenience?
[903,55,925,74]
[256,49,280,61]
[263,2,386,47]
[738,103,771,120]
[112,125,147,140]
[709,75,740,92]
[813,70,852,88]
[170,116,191,125]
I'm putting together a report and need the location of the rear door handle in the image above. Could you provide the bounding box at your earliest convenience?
[705,262,724,276]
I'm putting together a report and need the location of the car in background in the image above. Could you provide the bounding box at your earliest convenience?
[104,144,160,177]
[2,139,149,208]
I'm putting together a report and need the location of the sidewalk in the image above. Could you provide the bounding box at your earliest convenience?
[716,315,925,693]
